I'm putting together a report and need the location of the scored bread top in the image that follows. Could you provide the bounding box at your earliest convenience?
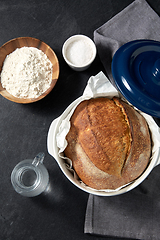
[64,97,151,190]
[67,97,132,177]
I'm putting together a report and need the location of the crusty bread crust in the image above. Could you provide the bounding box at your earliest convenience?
[64,97,151,190]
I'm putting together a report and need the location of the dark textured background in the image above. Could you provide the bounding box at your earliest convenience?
[0,1,160,239]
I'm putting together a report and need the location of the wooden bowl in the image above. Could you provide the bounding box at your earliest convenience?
[0,37,59,103]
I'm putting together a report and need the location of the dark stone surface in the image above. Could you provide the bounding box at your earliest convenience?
[0,1,159,239]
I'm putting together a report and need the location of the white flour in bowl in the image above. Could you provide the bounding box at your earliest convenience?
[1,47,53,99]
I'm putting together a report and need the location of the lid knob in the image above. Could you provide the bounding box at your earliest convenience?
[152,58,160,82]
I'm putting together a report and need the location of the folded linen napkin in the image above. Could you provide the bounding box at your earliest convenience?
[85,0,160,239]
[94,0,160,87]
[85,165,160,240]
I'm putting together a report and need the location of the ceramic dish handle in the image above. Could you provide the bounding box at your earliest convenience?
[47,116,60,160]
[154,125,160,166]
[154,147,160,166]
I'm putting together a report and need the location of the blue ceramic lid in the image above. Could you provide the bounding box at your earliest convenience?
[112,40,160,118]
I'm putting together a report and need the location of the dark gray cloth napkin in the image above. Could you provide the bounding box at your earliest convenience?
[85,166,160,239]
[85,0,160,239]
[93,0,160,87]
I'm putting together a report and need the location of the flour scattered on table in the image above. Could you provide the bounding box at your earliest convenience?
[1,47,53,99]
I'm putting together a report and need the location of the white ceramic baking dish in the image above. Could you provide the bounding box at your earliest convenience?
[47,73,160,196]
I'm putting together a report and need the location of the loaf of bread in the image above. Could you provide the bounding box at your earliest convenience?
[64,97,151,190]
